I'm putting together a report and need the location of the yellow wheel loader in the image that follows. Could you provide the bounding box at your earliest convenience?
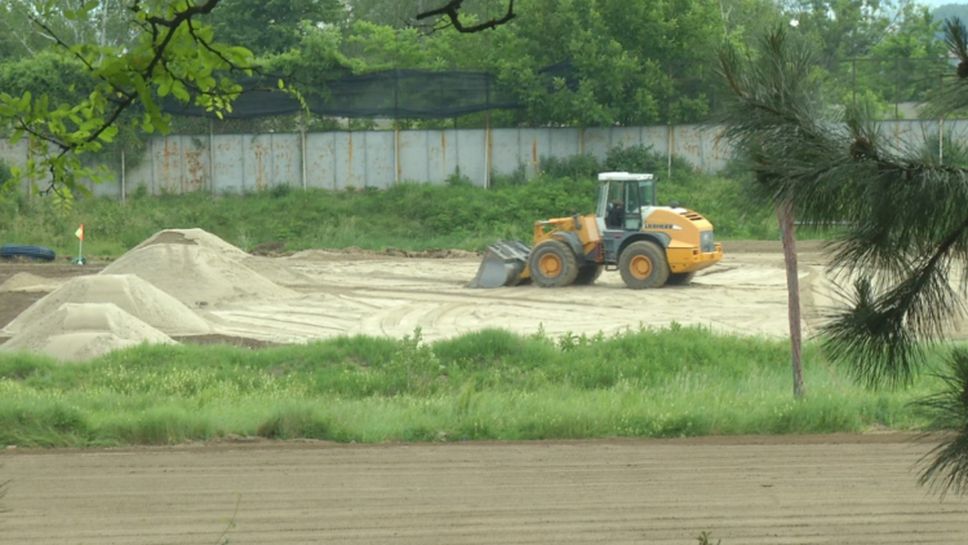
[469,172,723,289]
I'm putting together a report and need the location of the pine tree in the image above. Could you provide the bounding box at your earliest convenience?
[719,24,968,496]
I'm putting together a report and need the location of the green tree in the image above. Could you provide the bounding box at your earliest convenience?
[0,51,93,109]
[0,0,137,60]
[0,0,256,201]
[466,0,750,126]
[781,0,946,115]
[781,0,897,69]
[209,0,348,55]
[864,3,946,109]
[0,0,515,196]
[720,23,968,495]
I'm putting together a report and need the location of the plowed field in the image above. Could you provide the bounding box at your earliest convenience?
[2,435,967,545]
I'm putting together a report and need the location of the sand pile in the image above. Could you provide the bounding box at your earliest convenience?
[102,229,295,307]
[132,228,250,260]
[2,274,211,337]
[0,272,66,293]
[0,303,176,362]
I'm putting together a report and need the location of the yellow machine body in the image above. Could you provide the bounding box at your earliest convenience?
[468,172,722,289]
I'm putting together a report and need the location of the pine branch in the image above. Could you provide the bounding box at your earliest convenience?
[916,349,968,498]
[945,18,968,74]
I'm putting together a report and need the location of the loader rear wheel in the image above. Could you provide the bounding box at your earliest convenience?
[619,241,669,289]
[529,240,579,287]
[574,264,603,285]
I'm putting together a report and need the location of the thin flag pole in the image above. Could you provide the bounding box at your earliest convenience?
[74,224,85,265]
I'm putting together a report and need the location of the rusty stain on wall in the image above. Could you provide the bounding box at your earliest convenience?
[252,138,269,190]
[184,139,206,192]
[160,138,180,194]
[439,131,447,177]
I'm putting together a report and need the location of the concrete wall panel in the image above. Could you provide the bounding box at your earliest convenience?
[455,129,486,186]
[489,128,523,177]
[6,120,966,197]
[212,134,245,193]
[363,131,395,188]
[305,132,338,190]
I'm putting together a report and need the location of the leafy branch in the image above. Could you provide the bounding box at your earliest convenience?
[0,0,254,198]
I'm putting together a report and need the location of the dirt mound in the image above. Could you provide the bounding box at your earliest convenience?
[0,272,66,293]
[133,228,250,260]
[0,302,176,362]
[103,236,295,307]
[2,274,211,336]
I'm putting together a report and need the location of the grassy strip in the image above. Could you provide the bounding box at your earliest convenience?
[0,326,938,447]
[0,171,782,258]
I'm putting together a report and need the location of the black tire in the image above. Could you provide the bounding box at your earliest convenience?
[529,239,579,287]
[666,272,695,285]
[0,244,56,262]
[574,263,603,285]
[618,241,669,289]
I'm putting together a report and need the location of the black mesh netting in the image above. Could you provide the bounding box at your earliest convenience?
[163,69,524,119]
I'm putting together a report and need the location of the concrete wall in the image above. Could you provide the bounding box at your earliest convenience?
[6,120,967,197]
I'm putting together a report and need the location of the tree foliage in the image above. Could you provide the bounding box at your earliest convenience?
[0,0,255,201]
[0,0,955,195]
[209,0,348,55]
[720,22,968,495]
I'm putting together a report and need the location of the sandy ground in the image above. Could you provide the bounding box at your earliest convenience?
[1,435,967,545]
[0,240,834,346]
[220,244,837,343]
[1,236,965,359]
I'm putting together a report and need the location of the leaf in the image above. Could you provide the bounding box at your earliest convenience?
[157,78,172,98]
[97,125,119,143]
[171,81,190,103]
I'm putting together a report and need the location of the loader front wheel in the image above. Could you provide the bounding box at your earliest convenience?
[619,241,669,289]
[529,240,579,287]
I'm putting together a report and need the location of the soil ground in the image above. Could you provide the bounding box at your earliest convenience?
[0,240,868,348]
[2,435,967,545]
[5,239,967,353]
[3,243,968,543]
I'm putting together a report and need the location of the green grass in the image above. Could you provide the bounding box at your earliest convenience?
[0,169,787,259]
[0,326,941,447]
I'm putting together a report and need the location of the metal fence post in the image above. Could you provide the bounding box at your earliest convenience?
[120,149,126,201]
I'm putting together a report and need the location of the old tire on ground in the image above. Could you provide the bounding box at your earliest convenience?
[619,241,669,289]
[574,264,603,285]
[666,272,695,285]
[529,239,579,287]
[0,244,56,262]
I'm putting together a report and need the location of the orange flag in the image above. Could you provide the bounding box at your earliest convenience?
[75,224,84,241]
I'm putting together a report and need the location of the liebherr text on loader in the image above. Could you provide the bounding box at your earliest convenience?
[469,172,723,289]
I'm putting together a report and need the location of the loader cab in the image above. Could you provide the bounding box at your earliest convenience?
[597,172,656,231]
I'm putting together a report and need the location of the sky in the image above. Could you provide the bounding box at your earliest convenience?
[917,0,965,8]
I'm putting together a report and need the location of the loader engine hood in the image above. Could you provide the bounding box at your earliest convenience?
[641,207,718,254]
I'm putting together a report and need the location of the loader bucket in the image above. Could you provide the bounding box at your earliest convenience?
[468,240,532,288]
